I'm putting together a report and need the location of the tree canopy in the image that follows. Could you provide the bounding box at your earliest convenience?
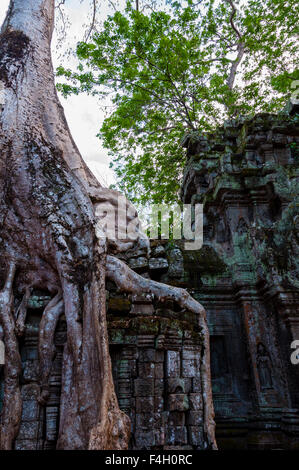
[57,0,299,205]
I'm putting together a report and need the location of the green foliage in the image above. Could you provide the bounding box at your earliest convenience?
[57,0,299,204]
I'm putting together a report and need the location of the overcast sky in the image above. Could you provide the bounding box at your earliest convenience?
[0,0,115,187]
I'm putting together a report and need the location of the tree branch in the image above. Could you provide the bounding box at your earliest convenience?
[226,0,243,40]
[227,42,245,90]
[85,0,97,41]
[225,0,245,90]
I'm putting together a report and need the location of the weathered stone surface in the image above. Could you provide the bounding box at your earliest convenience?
[149,257,169,273]
[189,393,203,411]
[136,396,154,413]
[129,257,149,272]
[151,245,166,258]
[166,426,188,445]
[179,108,299,449]
[166,248,184,279]
[134,378,155,397]
[130,303,155,315]
[168,394,189,412]
[166,350,181,377]
[108,297,131,313]
[187,411,203,426]
[188,426,204,447]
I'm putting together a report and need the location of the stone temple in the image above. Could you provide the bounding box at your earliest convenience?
[0,104,298,449]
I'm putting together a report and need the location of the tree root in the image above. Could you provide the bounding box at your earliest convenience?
[38,291,64,405]
[57,256,131,450]
[88,257,131,450]
[15,286,32,337]
[0,262,22,450]
[106,254,217,450]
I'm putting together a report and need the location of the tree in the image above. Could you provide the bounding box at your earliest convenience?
[0,0,216,450]
[57,0,299,204]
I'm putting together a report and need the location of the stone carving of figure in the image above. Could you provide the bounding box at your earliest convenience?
[257,343,273,390]
[237,217,248,236]
[216,219,228,243]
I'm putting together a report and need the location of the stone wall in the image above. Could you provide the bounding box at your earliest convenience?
[0,276,208,449]
[108,102,299,449]
[107,285,205,450]
[178,103,299,449]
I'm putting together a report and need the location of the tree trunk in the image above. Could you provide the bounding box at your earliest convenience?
[0,0,216,450]
[0,0,130,450]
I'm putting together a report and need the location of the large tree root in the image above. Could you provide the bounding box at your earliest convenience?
[15,287,32,337]
[88,259,131,450]
[106,255,217,450]
[57,257,130,450]
[38,291,64,405]
[0,262,22,450]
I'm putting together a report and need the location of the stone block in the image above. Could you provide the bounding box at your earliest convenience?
[166,350,180,377]
[168,411,185,427]
[154,396,164,413]
[21,384,39,400]
[149,257,169,273]
[132,293,154,304]
[166,426,188,445]
[167,378,185,394]
[182,358,200,378]
[136,396,154,413]
[14,440,38,451]
[167,248,184,279]
[134,378,154,396]
[21,400,39,421]
[188,426,204,446]
[136,413,154,428]
[139,349,156,362]
[189,393,203,411]
[182,349,198,360]
[134,429,155,449]
[166,378,191,394]
[168,394,189,411]
[138,362,155,378]
[17,421,39,440]
[187,411,203,426]
[129,257,148,272]
[155,379,164,395]
[108,297,131,312]
[22,360,39,382]
[130,303,154,315]
[154,363,164,379]
[192,377,202,393]
[151,245,166,258]
[154,426,165,446]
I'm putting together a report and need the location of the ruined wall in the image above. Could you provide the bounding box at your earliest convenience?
[178,102,299,449]
[0,261,208,450]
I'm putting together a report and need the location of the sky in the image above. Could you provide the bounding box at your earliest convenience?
[0,0,116,187]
